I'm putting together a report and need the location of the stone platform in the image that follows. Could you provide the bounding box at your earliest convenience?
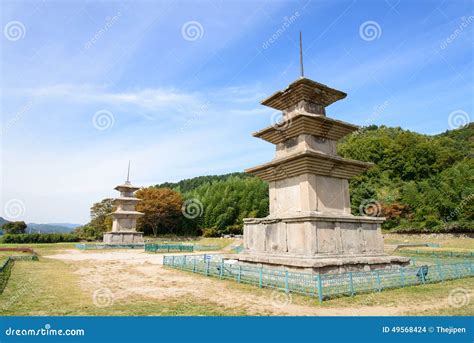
[231,213,410,274]
[228,252,409,274]
[103,231,144,244]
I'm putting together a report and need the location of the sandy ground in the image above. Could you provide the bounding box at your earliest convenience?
[45,249,462,316]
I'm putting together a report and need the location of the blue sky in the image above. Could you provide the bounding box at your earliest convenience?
[1,0,472,224]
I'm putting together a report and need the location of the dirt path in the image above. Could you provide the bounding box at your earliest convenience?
[45,250,460,316]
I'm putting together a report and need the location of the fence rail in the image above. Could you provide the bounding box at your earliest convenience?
[75,243,145,250]
[145,244,194,253]
[398,250,474,258]
[163,254,473,302]
[193,245,220,251]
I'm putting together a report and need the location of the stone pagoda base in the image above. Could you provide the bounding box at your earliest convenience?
[228,252,409,274]
[103,231,144,244]
[228,213,410,274]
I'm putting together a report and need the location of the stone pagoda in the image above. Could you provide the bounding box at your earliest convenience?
[234,54,409,273]
[103,163,144,244]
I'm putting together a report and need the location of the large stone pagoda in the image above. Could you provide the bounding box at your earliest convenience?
[234,77,409,273]
[103,164,144,244]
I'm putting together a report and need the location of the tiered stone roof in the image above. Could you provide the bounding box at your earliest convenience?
[112,182,143,219]
[261,78,346,109]
[253,113,358,144]
[246,77,371,181]
[246,150,372,182]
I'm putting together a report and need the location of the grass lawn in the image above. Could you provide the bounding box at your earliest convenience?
[0,258,249,316]
[384,234,474,251]
[2,255,472,316]
[144,237,235,249]
[0,234,472,316]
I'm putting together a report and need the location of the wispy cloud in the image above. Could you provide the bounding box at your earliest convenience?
[21,84,203,111]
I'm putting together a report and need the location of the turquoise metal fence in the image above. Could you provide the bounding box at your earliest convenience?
[163,254,473,302]
[75,243,145,250]
[398,250,474,258]
[230,245,244,253]
[145,244,194,253]
[193,245,220,251]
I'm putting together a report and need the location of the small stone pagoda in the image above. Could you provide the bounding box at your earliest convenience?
[234,67,409,273]
[103,163,144,244]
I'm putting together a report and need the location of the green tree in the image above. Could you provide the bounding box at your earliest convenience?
[2,221,27,234]
[75,198,114,240]
[136,187,185,236]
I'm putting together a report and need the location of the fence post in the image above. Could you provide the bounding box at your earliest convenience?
[436,262,444,282]
[348,272,354,296]
[420,267,426,284]
[376,271,382,292]
[193,258,196,273]
[220,259,224,279]
[284,271,289,293]
[259,267,263,288]
[454,264,460,278]
[238,265,242,283]
[316,274,323,303]
[206,259,210,276]
[171,255,175,267]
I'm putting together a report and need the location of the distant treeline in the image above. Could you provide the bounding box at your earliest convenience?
[157,124,473,235]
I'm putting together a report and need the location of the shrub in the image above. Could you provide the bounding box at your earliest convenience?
[0,259,13,293]
[0,233,80,244]
[202,228,220,237]
[223,224,243,235]
[391,221,473,234]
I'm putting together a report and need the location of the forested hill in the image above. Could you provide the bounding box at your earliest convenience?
[153,123,472,234]
[337,124,472,232]
[156,172,250,193]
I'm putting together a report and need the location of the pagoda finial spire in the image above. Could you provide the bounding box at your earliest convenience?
[299,31,304,78]
[126,160,131,184]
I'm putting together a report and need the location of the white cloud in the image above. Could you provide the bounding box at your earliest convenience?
[22,84,203,112]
